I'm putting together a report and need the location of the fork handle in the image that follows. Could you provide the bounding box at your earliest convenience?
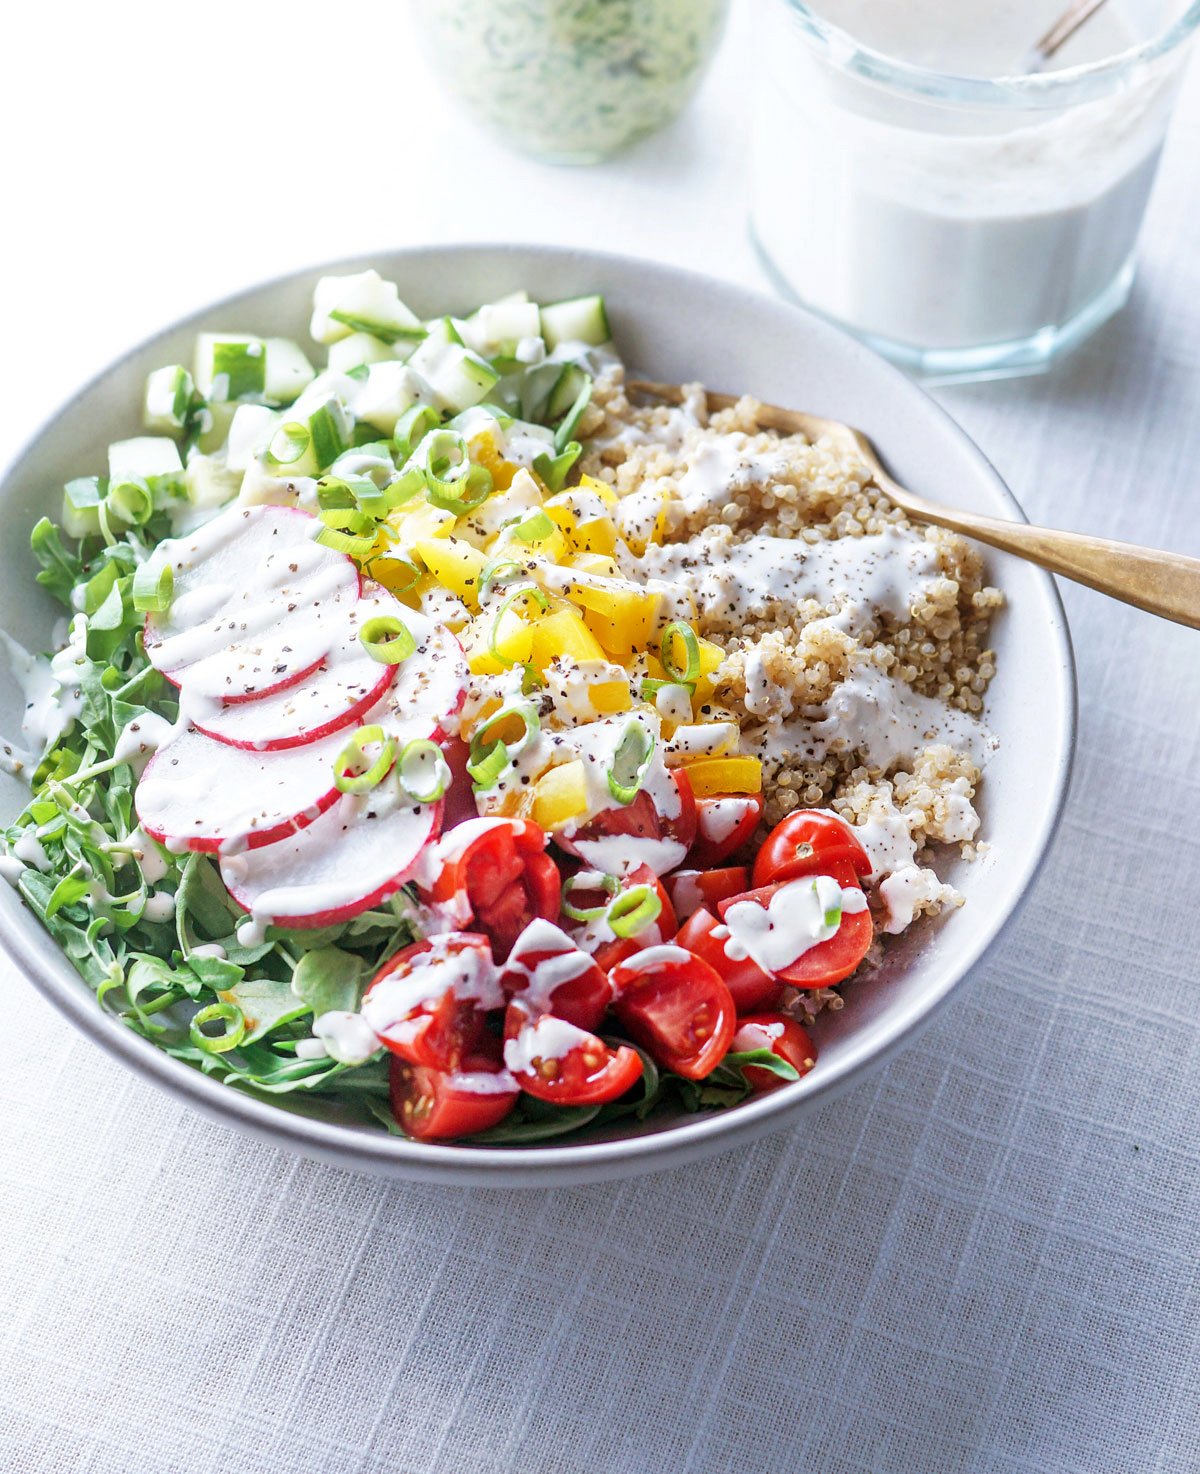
[894,491,1200,630]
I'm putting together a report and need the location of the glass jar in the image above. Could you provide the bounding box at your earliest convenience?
[750,1,1200,380]
[412,0,730,165]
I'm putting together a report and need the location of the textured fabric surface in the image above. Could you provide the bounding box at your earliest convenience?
[2,6,1199,1472]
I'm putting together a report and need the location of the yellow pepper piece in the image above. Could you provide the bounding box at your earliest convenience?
[678,756,762,797]
[545,486,619,556]
[532,760,590,831]
[503,517,568,564]
[614,488,669,556]
[463,605,535,676]
[470,430,517,491]
[529,607,606,669]
[368,551,422,599]
[590,680,631,714]
[567,580,662,657]
[697,638,725,677]
[388,498,457,546]
[578,473,618,507]
[414,536,489,611]
[566,552,620,578]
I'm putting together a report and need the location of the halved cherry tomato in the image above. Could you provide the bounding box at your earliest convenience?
[718,862,873,988]
[438,736,479,830]
[389,1053,519,1141]
[674,907,782,1013]
[730,1013,818,1092]
[689,793,764,869]
[665,866,750,922]
[430,818,561,959]
[752,809,872,889]
[554,769,697,875]
[499,919,612,1032]
[364,934,498,1071]
[574,864,678,973]
[610,945,736,1079]
[503,1001,643,1104]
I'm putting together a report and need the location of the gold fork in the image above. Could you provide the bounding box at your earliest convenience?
[628,380,1200,631]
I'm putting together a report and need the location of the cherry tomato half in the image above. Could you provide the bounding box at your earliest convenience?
[752,809,872,890]
[665,866,750,923]
[674,907,782,1013]
[610,945,736,1080]
[689,794,764,869]
[503,1001,643,1105]
[580,864,678,974]
[730,1013,818,1092]
[438,736,480,830]
[364,934,498,1071]
[718,861,873,989]
[389,1054,519,1141]
[555,769,697,876]
[430,818,561,959]
[499,919,612,1032]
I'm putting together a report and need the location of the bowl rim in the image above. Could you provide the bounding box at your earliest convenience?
[0,242,1077,1184]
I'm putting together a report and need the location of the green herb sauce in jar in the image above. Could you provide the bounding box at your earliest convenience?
[413,0,730,163]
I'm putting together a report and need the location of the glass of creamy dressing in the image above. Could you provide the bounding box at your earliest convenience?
[750,0,1200,379]
[411,0,730,164]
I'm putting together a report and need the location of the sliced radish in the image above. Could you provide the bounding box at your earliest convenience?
[192,584,403,751]
[135,721,360,855]
[144,504,360,702]
[384,611,469,740]
[220,788,443,929]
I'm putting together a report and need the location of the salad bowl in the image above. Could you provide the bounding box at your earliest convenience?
[0,245,1075,1186]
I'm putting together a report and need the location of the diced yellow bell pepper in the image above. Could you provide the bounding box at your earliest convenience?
[414,536,489,611]
[387,498,457,548]
[463,604,535,676]
[532,760,590,831]
[567,579,661,658]
[579,473,617,506]
[529,607,606,670]
[368,551,423,599]
[678,755,762,797]
[589,680,631,714]
[566,552,620,578]
[470,430,518,491]
[500,512,568,564]
[614,488,669,556]
[545,485,619,556]
[690,636,727,707]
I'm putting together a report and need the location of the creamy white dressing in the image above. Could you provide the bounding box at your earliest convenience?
[852,808,919,883]
[697,797,754,847]
[361,935,503,1041]
[674,437,792,518]
[502,918,596,1012]
[665,720,739,763]
[143,891,176,923]
[314,1009,380,1065]
[723,874,868,973]
[503,1013,593,1073]
[0,621,87,774]
[878,865,958,935]
[444,1068,520,1096]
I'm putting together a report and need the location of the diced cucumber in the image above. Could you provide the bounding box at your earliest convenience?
[516,360,569,423]
[327,332,396,375]
[408,324,499,413]
[225,405,279,472]
[267,395,350,477]
[540,294,611,351]
[310,269,424,345]
[351,362,427,435]
[109,437,184,483]
[62,477,104,538]
[185,455,243,509]
[459,300,543,361]
[143,365,195,435]
[194,334,267,402]
[263,338,315,406]
[193,400,238,456]
[546,364,590,422]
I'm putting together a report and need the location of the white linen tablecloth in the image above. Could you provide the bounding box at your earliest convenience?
[1,5,1198,1470]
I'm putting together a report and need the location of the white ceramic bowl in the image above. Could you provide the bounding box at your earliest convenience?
[0,246,1075,1186]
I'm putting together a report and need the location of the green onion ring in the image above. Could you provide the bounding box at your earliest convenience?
[393,403,440,461]
[511,510,554,544]
[359,614,416,665]
[132,561,173,614]
[266,421,311,469]
[334,724,397,794]
[489,585,549,665]
[189,1001,246,1055]
[396,739,451,804]
[479,557,525,601]
[607,884,663,940]
[108,479,154,527]
[466,702,541,788]
[315,522,378,557]
[607,721,656,806]
[660,620,701,686]
[562,871,620,922]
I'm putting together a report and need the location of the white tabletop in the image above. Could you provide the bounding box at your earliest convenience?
[2,5,1199,1472]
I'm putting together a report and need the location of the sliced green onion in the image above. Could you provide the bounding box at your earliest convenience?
[417,429,494,514]
[190,1001,246,1055]
[132,560,173,614]
[607,884,663,939]
[660,620,701,686]
[554,372,593,453]
[384,465,427,510]
[334,724,396,794]
[365,551,421,592]
[639,677,672,701]
[107,479,154,526]
[823,902,843,930]
[393,403,441,460]
[489,585,548,665]
[396,738,451,804]
[511,510,554,544]
[466,702,541,788]
[359,614,416,665]
[561,871,619,922]
[479,557,525,601]
[315,521,378,557]
[607,721,656,806]
[266,420,311,469]
[533,442,582,493]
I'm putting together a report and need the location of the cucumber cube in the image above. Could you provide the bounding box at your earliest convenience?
[327,332,397,375]
[194,334,267,402]
[143,365,195,434]
[109,437,184,483]
[540,294,611,351]
[310,269,424,345]
[264,338,315,406]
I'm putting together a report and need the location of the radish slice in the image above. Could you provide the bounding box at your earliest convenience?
[135,721,361,855]
[221,787,443,930]
[192,584,403,751]
[385,613,469,739]
[144,504,360,702]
